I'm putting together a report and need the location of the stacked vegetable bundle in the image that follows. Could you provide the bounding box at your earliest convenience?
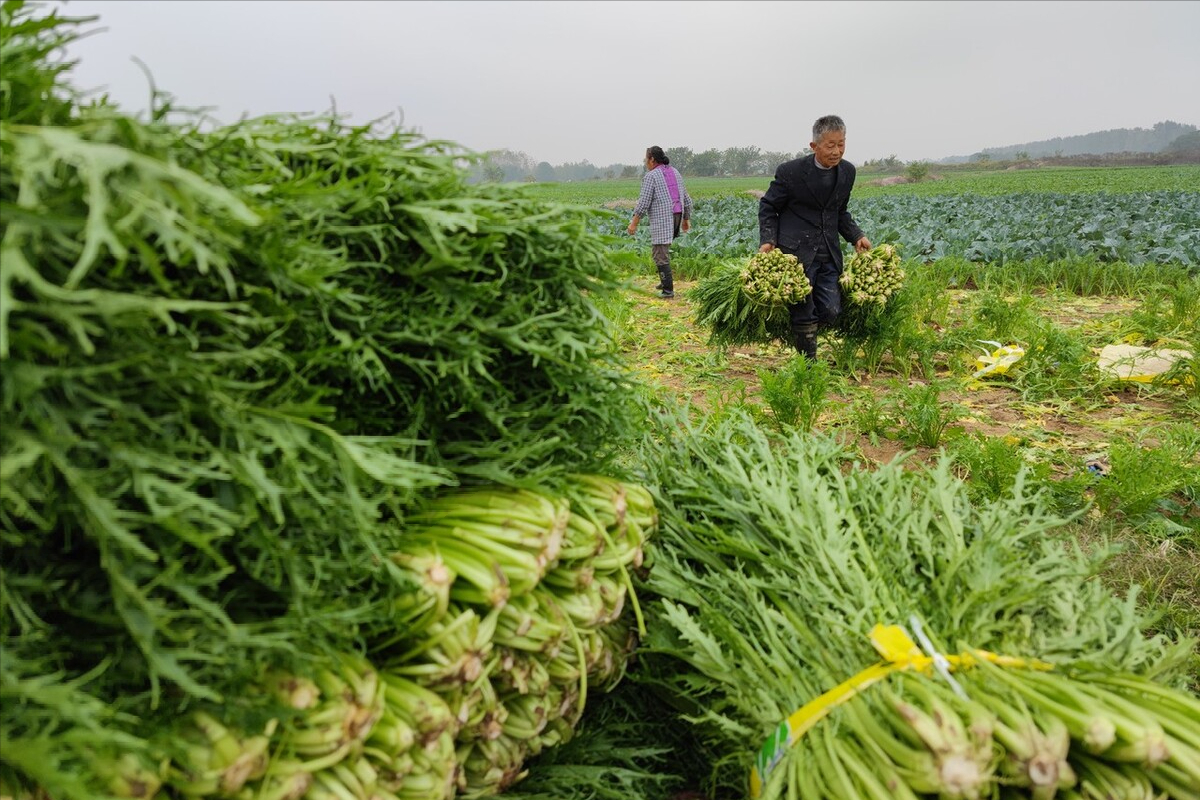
[1,3,653,798]
[632,409,1199,800]
[383,477,655,799]
[692,245,910,350]
[131,478,655,800]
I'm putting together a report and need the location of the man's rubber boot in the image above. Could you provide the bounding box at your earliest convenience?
[793,323,818,361]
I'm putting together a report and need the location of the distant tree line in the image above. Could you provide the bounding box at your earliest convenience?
[466,145,814,184]
[465,121,1200,183]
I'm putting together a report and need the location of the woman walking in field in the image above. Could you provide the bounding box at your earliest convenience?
[628,146,693,298]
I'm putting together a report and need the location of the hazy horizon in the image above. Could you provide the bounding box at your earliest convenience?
[54,1,1200,168]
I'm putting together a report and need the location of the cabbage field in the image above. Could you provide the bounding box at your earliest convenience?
[3,3,1199,800]
[591,170,1200,267]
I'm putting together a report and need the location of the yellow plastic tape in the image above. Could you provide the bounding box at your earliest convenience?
[748,624,1052,798]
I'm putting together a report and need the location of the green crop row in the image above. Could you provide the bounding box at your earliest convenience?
[522,164,1200,206]
[595,190,1200,269]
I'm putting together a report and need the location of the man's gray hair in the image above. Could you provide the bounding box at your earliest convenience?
[813,115,846,142]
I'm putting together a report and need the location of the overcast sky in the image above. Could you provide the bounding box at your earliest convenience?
[55,0,1200,167]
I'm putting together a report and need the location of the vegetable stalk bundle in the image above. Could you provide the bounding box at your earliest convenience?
[834,242,911,340]
[121,469,662,800]
[137,477,657,800]
[839,243,906,308]
[354,478,657,799]
[390,488,571,615]
[739,250,812,309]
[632,409,1197,800]
[691,258,793,347]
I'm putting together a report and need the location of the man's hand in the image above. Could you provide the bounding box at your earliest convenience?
[681,219,691,233]
[854,236,872,253]
[627,222,637,236]
[759,243,774,253]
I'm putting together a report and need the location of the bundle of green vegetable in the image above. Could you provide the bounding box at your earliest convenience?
[833,242,911,340]
[153,652,448,800]
[0,3,656,797]
[739,250,811,309]
[691,256,795,347]
[839,243,906,308]
[631,408,1198,800]
[379,477,656,799]
[3,473,656,800]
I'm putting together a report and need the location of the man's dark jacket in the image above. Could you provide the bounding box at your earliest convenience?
[758,154,865,272]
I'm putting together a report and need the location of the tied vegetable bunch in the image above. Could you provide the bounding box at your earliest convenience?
[833,242,912,343]
[43,477,658,800]
[839,243,905,308]
[373,477,656,800]
[740,250,812,309]
[633,408,1198,800]
[692,254,800,348]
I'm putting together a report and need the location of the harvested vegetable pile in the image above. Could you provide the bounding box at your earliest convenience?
[7,7,1198,800]
[631,408,1199,800]
[0,3,653,798]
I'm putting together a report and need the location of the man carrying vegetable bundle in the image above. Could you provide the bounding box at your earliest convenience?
[628,146,694,298]
[758,115,872,360]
